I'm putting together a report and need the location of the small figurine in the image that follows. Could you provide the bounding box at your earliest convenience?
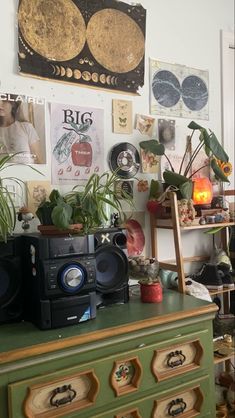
[110,212,120,228]
[199,216,206,225]
[17,206,34,231]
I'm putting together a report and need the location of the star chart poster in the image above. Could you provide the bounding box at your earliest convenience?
[150,59,209,120]
[50,103,104,184]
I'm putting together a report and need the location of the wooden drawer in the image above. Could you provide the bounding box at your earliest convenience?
[91,376,214,418]
[8,329,210,418]
[151,339,203,382]
[9,369,100,418]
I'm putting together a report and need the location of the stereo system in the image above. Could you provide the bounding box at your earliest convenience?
[94,228,129,307]
[0,228,129,329]
[21,234,96,330]
[0,238,22,324]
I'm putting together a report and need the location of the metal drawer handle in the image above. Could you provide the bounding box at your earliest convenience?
[168,398,187,416]
[167,350,186,368]
[50,384,77,408]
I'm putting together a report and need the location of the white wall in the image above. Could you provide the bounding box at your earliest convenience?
[0,0,234,260]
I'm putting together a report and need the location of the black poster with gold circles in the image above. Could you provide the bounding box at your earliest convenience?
[18,0,146,94]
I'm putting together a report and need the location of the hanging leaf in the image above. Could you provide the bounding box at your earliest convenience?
[139,140,165,155]
[211,158,230,182]
[179,181,193,199]
[163,170,188,186]
[204,226,225,234]
[149,179,161,199]
[200,129,229,162]
[188,121,203,130]
[208,131,229,162]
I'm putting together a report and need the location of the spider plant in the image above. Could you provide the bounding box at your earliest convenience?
[36,171,134,233]
[0,152,42,242]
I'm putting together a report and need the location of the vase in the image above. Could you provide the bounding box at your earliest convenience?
[140,283,163,303]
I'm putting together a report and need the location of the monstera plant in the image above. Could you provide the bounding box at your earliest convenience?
[140,121,232,200]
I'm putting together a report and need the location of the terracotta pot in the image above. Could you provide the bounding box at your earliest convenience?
[38,224,83,236]
[140,283,163,303]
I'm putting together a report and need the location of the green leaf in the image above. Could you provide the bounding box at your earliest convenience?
[200,129,229,162]
[211,158,230,182]
[208,131,229,162]
[49,189,61,203]
[149,179,161,199]
[204,226,224,234]
[51,204,72,229]
[163,171,189,186]
[139,140,165,155]
[188,121,203,130]
[179,181,193,199]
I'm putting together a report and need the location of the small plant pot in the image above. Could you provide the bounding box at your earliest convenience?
[140,283,163,303]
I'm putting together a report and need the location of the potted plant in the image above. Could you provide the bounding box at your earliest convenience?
[140,121,232,201]
[0,151,41,242]
[128,257,163,303]
[36,171,134,234]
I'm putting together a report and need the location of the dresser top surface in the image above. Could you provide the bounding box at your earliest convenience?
[0,290,217,364]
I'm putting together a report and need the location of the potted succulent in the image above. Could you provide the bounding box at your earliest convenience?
[36,171,134,234]
[140,121,232,201]
[128,257,163,303]
[0,151,41,242]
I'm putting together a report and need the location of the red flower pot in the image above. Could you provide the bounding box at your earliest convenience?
[140,283,163,303]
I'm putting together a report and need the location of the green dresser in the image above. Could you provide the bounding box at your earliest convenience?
[0,290,217,418]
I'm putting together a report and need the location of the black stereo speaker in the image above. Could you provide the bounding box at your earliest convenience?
[21,234,97,329]
[94,228,129,307]
[0,237,22,324]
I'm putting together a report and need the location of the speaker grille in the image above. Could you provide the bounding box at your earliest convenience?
[0,256,22,323]
[95,244,128,293]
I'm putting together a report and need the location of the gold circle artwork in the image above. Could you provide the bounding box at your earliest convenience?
[60,66,66,76]
[82,71,91,81]
[86,9,145,73]
[99,74,106,84]
[92,73,99,82]
[73,69,82,79]
[66,68,73,78]
[18,0,86,62]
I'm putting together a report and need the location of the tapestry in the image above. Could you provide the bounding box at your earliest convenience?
[18,0,146,94]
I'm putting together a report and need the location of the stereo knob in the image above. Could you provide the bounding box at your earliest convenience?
[65,268,83,287]
[60,264,85,293]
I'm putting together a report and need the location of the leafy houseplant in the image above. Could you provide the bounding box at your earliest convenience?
[0,152,41,242]
[140,121,232,200]
[36,171,134,233]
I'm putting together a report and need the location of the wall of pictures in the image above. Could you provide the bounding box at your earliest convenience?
[0,0,234,257]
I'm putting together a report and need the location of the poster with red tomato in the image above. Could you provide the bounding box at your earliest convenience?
[50,103,104,184]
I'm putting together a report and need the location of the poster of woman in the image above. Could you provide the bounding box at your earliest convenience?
[50,103,104,184]
[0,92,46,164]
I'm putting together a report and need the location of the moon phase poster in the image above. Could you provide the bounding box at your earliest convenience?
[50,103,104,185]
[150,59,209,119]
[17,0,146,94]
